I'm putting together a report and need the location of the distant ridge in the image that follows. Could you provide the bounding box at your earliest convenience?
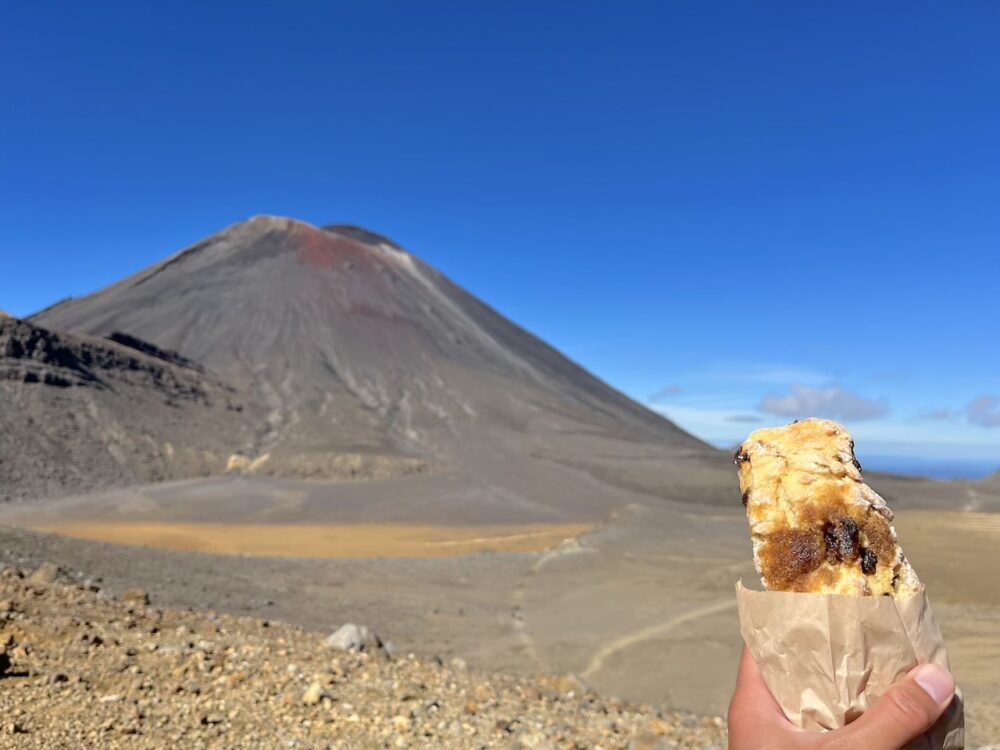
[105,331,203,372]
[0,316,257,501]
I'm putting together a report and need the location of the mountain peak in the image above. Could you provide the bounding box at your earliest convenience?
[219,216,399,248]
[220,214,317,238]
[203,216,411,268]
[30,217,711,503]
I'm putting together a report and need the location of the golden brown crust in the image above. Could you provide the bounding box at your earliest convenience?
[736,418,920,597]
[755,527,823,592]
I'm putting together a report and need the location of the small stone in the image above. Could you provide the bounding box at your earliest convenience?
[650,718,674,735]
[302,681,325,705]
[450,657,468,672]
[391,714,412,731]
[121,589,150,607]
[325,623,365,651]
[325,623,382,653]
[516,732,556,750]
[28,562,61,585]
[551,674,585,695]
[630,733,678,750]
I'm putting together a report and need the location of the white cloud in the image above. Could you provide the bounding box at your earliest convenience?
[653,400,1000,460]
[967,394,1000,428]
[648,385,682,403]
[726,414,762,423]
[758,385,888,422]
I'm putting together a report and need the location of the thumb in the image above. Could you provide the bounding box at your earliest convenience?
[838,663,955,749]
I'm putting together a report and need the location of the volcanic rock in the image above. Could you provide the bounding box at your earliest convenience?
[27,562,61,585]
[300,681,325,705]
[325,623,382,653]
[0,316,258,501]
[120,589,150,607]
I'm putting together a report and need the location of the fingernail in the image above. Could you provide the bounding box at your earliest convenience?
[912,664,955,705]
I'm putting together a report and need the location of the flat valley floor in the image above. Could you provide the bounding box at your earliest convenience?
[0,480,997,745]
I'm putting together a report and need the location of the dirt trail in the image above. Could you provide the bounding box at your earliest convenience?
[580,599,738,680]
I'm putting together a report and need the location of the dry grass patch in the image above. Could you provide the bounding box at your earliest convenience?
[29,521,593,559]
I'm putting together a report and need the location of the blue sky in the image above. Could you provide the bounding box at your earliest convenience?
[3,2,998,475]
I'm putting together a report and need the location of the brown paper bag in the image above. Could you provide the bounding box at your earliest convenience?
[736,582,964,749]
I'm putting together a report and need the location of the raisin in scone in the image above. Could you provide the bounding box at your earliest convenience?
[735,418,921,596]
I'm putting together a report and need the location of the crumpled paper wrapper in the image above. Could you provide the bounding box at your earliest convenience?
[737,582,964,749]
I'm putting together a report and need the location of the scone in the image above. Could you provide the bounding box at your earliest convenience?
[735,418,921,597]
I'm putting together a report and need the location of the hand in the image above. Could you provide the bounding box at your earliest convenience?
[728,646,956,749]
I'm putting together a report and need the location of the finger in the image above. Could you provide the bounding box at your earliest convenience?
[728,646,798,748]
[835,663,955,750]
[731,646,787,719]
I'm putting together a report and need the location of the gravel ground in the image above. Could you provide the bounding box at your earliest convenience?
[0,562,728,749]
